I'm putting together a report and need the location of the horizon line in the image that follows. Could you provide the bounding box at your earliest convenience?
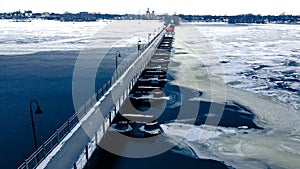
[1,10,300,16]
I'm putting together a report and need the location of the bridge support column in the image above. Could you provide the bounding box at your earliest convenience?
[85,145,89,164]
[102,122,105,135]
[73,163,77,169]
[109,112,112,125]
[96,91,99,101]
[95,132,98,146]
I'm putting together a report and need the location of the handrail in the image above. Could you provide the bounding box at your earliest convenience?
[17,27,166,169]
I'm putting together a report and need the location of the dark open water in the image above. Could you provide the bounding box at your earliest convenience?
[0,48,135,168]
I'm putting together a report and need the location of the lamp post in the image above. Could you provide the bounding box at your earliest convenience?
[115,50,121,79]
[148,33,151,44]
[137,40,141,56]
[29,99,43,150]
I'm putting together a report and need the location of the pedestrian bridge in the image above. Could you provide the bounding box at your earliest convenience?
[18,24,174,169]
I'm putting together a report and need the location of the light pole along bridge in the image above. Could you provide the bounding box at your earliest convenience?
[18,24,175,169]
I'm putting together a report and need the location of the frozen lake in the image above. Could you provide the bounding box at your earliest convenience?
[0,20,299,169]
[0,19,164,168]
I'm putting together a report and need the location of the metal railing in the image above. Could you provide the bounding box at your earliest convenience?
[17,27,166,169]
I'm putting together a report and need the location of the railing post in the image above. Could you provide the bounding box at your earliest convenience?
[57,129,60,142]
[25,159,29,169]
[34,151,38,165]
[68,119,71,132]
[43,143,46,158]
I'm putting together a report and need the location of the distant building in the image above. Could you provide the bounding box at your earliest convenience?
[24,10,32,17]
[42,12,50,17]
[12,10,22,17]
[145,8,156,20]
[146,8,150,18]
[151,10,155,19]
[79,12,89,16]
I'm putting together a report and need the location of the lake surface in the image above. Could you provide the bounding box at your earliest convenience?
[0,20,299,169]
[0,19,163,168]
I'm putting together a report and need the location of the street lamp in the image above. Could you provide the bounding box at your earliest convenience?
[148,33,151,44]
[137,40,141,55]
[29,99,43,150]
[115,50,121,79]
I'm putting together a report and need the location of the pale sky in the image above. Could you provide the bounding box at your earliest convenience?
[0,0,299,15]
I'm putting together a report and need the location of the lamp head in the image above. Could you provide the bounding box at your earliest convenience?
[34,105,43,114]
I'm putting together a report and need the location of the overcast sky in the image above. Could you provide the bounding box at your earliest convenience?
[0,0,299,15]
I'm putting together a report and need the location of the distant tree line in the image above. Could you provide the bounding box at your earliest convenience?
[1,11,299,24]
[0,11,166,21]
[178,14,227,22]
[178,14,300,24]
[0,11,131,21]
[227,14,299,24]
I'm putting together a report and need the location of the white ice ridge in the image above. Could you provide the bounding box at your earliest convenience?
[161,123,236,142]
[161,122,300,169]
